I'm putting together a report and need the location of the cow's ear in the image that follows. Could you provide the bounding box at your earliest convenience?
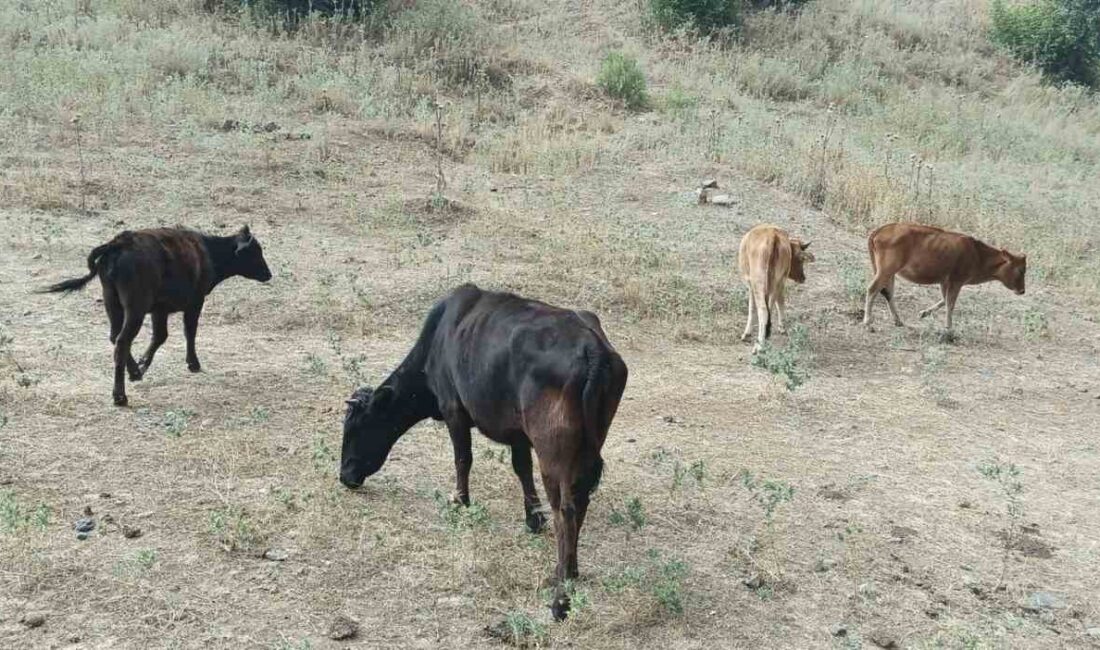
[369,386,395,413]
[239,225,252,238]
[800,240,811,251]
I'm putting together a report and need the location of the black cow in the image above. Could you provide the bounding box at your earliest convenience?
[40,225,272,406]
[340,284,628,620]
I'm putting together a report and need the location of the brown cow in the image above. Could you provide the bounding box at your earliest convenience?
[738,225,814,351]
[39,226,272,406]
[863,222,1026,331]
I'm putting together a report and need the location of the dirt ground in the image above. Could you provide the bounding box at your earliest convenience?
[2,106,1100,650]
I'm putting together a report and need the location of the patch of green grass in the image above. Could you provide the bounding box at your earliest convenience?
[304,353,327,377]
[162,409,194,437]
[249,406,271,423]
[500,610,549,646]
[0,490,51,534]
[603,550,690,616]
[839,258,868,309]
[1021,305,1049,339]
[311,436,335,471]
[135,548,157,570]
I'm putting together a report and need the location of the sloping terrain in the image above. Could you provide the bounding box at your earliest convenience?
[2,1,1100,648]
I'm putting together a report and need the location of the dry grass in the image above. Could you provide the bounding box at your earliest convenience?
[2,0,1100,648]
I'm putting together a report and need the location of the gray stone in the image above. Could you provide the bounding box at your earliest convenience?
[830,624,847,637]
[73,517,95,533]
[328,614,359,641]
[869,629,898,648]
[1023,591,1067,611]
[263,548,289,562]
[20,612,46,628]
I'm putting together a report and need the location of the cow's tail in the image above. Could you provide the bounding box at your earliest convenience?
[575,346,624,497]
[37,240,119,294]
[759,236,781,340]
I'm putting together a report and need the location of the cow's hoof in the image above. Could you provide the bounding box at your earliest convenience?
[740,333,752,343]
[113,394,129,407]
[128,369,143,382]
[449,493,470,507]
[187,362,201,373]
[550,595,570,622]
[525,510,547,534]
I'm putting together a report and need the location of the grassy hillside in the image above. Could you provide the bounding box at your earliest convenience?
[2,1,1100,648]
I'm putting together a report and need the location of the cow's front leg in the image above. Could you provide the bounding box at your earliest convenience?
[445,412,473,506]
[511,437,546,533]
[183,301,204,372]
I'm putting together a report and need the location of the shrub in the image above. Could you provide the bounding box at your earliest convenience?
[990,0,1100,86]
[647,0,741,34]
[206,0,385,22]
[597,51,649,110]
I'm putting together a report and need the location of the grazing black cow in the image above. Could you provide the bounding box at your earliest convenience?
[40,225,272,406]
[340,284,628,620]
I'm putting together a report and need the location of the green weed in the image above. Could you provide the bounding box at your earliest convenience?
[609,496,647,531]
[597,51,648,110]
[162,409,194,437]
[433,491,491,531]
[751,323,811,390]
[208,505,261,552]
[978,460,1025,588]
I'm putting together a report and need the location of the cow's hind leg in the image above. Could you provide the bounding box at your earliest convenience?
[137,310,169,376]
[920,285,947,320]
[863,269,898,328]
[544,455,601,621]
[541,471,578,621]
[511,437,546,533]
[773,287,788,335]
[754,288,770,352]
[882,276,904,327]
[112,310,145,406]
[103,282,123,345]
[740,287,756,342]
[183,301,204,372]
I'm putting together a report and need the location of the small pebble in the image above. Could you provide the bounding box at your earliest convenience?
[74,518,96,533]
[122,525,143,539]
[20,612,46,628]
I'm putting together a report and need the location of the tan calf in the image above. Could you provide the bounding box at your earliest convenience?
[863,222,1026,331]
[739,225,814,351]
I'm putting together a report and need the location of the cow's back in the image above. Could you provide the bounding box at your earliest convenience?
[103,228,212,308]
[424,285,609,436]
[739,225,791,295]
[870,223,976,284]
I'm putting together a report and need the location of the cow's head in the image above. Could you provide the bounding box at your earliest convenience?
[996,248,1027,295]
[232,225,273,283]
[787,240,814,283]
[340,385,403,488]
